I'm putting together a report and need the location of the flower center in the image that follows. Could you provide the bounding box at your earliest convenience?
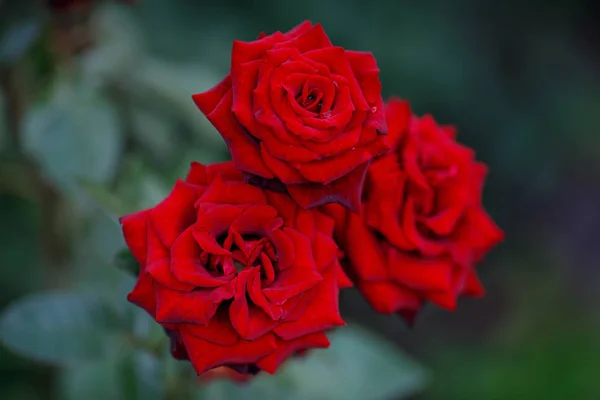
[202,232,277,282]
[296,88,323,112]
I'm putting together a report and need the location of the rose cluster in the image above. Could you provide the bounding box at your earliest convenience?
[120,21,503,378]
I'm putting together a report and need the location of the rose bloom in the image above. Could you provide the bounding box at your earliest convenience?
[324,99,504,322]
[192,21,389,212]
[120,162,351,375]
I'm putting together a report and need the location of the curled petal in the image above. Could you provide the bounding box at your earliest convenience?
[171,228,233,287]
[127,273,157,318]
[185,310,240,346]
[274,263,344,340]
[196,204,244,236]
[229,269,279,340]
[287,161,369,211]
[192,76,232,116]
[199,176,268,206]
[256,331,330,374]
[120,210,149,265]
[185,161,243,186]
[155,282,234,325]
[262,267,322,305]
[180,328,277,375]
[357,280,422,316]
[387,251,454,293]
[149,180,203,248]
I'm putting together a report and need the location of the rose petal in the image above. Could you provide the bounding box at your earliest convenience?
[146,221,194,291]
[311,231,338,268]
[284,227,317,270]
[180,328,277,375]
[155,282,234,325]
[286,161,369,211]
[292,208,316,239]
[230,204,281,236]
[259,142,306,184]
[127,273,156,318]
[387,251,454,293]
[171,228,234,287]
[196,204,244,236]
[198,176,268,206]
[273,23,333,52]
[385,97,411,148]
[247,267,281,320]
[461,271,486,297]
[204,87,275,179]
[335,260,354,288]
[185,309,240,346]
[186,161,243,186]
[192,230,231,256]
[357,280,422,316]
[256,331,329,374]
[192,76,231,116]
[229,269,279,340]
[268,228,295,270]
[262,267,322,305]
[274,263,344,340]
[149,180,203,248]
[264,191,298,225]
[343,212,388,281]
[120,210,149,265]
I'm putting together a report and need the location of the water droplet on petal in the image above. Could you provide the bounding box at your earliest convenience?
[333,80,339,88]
[371,106,378,113]
[322,110,332,118]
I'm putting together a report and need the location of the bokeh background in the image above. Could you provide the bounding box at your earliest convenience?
[0,0,599,399]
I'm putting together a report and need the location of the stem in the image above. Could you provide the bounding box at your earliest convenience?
[0,63,69,284]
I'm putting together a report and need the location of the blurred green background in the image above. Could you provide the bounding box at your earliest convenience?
[0,0,599,399]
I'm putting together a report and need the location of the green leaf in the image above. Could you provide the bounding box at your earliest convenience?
[59,357,122,400]
[0,291,121,366]
[22,82,124,196]
[114,248,140,277]
[126,59,225,147]
[127,351,164,400]
[81,3,143,84]
[284,325,428,399]
[0,195,42,303]
[129,107,178,163]
[0,20,41,65]
[78,180,127,224]
[202,324,428,400]
[69,209,127,296]
[63,349,164,400]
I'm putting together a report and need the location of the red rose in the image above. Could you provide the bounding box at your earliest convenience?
[324,99,504,322]
[192,21,389,212]
[120,161,351,375]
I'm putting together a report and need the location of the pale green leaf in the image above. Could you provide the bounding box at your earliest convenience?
[22,82,124,195]
[0,20,41,64]
[59,357,121,400]
[0,291,120,366]
[202,324,428,400]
